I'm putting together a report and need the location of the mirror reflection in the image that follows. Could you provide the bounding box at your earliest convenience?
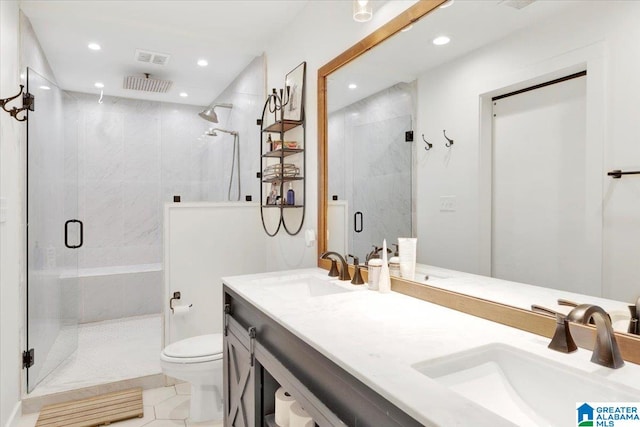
[326,0,640,333]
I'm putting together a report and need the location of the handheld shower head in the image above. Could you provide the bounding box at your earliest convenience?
[198,103,233,123]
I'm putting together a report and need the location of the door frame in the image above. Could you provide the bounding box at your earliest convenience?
[478,44,605,289]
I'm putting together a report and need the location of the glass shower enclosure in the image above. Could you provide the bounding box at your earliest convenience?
[26,68,81,392]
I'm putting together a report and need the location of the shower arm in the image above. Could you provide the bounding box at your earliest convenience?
[211,128,238,136]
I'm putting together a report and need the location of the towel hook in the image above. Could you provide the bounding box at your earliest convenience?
[443,129,454,147]
[1,85,32,122]
[421,134,433,151]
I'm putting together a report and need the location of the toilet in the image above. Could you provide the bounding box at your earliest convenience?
[160,333,224,422]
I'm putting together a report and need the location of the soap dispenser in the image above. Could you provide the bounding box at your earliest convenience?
[367,254,383,290]
[388,243,401,277]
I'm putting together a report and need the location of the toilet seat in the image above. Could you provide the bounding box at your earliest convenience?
[161,334,223,364]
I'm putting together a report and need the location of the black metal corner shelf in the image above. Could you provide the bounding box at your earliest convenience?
[262,204,304,209]
[262,120,303,133]
[261,176,304,184]
[258,63,306,237]
[262,148,304,158]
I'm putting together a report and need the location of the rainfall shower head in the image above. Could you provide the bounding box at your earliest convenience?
[199,103,233,123]
[205,127,238,137]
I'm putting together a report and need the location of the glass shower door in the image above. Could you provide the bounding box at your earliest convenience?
[26,68,80,392]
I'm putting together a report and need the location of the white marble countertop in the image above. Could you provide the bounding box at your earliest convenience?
[223,268,640,427]
[413,264,634,332]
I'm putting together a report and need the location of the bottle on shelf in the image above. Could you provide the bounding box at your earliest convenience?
[267,183,278,205]
[286,183,295,205]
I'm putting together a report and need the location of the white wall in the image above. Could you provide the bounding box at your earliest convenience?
[1,1,25,425]
[415,1,640,302]
[263,0,419,270]
[164,203,267,345]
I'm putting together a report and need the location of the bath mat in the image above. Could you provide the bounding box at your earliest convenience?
[35,387,143,427]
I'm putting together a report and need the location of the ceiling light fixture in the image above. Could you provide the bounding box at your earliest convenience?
[94,82,104,88]
[179,92,188,97]
[348,83,358,89]
[353,0,373,22]
[197,59,208,67]
[439,0,455,8]
[39,85,51,90]
[432,36,451,46]
[88,43,101,51]
[401,24,414,33]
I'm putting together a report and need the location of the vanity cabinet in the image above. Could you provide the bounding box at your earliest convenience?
[223,286,424,427]
[224,319,258,427]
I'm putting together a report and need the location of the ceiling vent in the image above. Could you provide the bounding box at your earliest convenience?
[135,49,171,66]
[499,0,536,10]
[123,74,173,93]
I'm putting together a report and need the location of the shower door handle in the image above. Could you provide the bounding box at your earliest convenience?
[354,211,363,233]
[64,219,83,249]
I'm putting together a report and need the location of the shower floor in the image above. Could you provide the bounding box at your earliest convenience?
[30,314,162,397]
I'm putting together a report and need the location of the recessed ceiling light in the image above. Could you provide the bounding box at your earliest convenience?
[179,92,188,97]
[197,59,208,67]
[432,36,451,46]
[88,43,101,51]
[439,0,454,8]
[401,24,414,33]
[39,85,51,90]
[94,82,104,88]
[348,83,357,89]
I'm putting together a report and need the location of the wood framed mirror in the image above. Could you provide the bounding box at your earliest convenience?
[317,0,445,265]
[316,0,640,364]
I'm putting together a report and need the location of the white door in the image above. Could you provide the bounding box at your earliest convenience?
[492,75,601,295]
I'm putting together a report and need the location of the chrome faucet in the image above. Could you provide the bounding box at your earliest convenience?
[569,305,625,369]
[320,251,351,281]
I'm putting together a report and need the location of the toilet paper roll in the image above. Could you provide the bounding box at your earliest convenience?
[289,401,314,427]
[275,387,296,426]
[172,305,191,316]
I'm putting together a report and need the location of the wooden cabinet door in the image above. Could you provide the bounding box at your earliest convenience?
[224,325,255,427]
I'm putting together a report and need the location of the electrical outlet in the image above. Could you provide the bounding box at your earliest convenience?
[440,196,456,212]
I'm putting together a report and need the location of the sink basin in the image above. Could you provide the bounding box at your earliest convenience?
[412,344,640,427]
[262,274,352,299]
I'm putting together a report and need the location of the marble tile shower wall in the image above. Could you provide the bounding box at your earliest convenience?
[203,55,264,203]
[328,83,414,259]
[69,93,209,269]
[66,56,264,322]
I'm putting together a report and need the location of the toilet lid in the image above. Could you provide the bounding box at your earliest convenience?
[163,334,223,358]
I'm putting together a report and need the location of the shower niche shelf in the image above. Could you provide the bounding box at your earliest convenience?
[258,62,306,237]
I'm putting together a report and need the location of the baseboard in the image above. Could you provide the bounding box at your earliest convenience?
[21,373,165,414]
[5,401,21,427]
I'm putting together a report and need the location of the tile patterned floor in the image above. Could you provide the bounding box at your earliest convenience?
[17,385,223,427]
[31,315,162,396]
